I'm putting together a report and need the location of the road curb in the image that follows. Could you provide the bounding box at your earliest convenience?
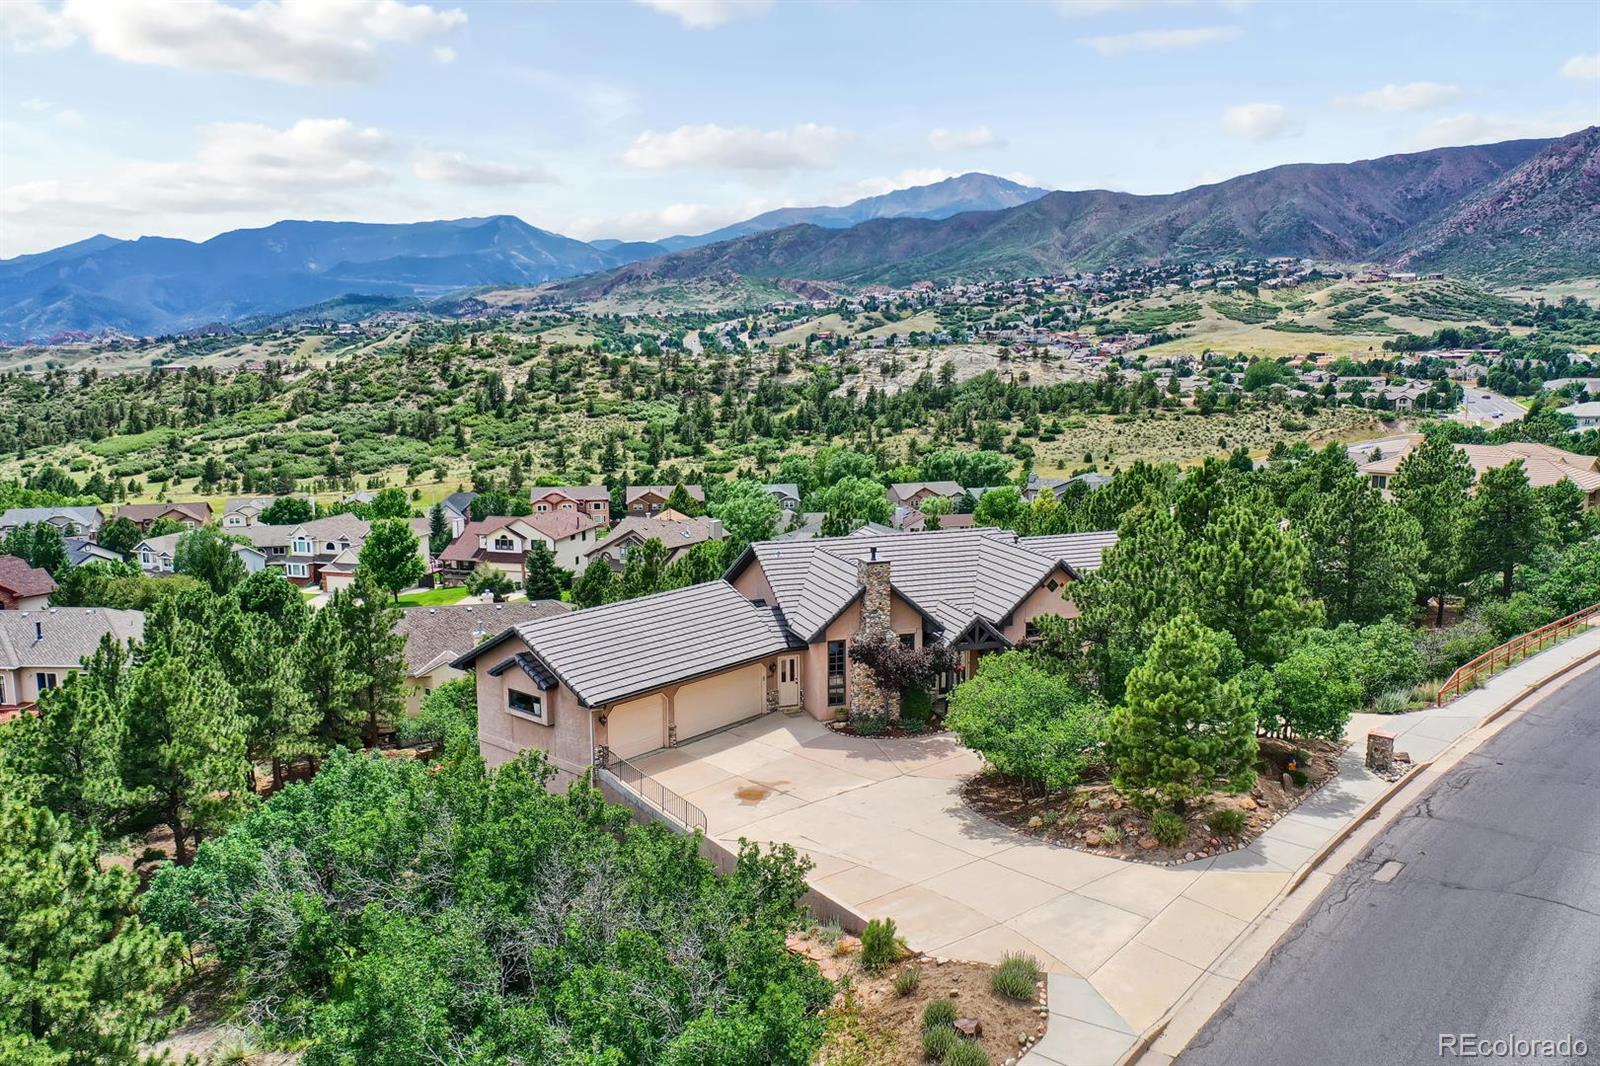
[1115,637,1600,1066]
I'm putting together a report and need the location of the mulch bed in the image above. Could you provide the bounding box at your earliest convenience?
[962,737,1344,865]
[826,717,946,740]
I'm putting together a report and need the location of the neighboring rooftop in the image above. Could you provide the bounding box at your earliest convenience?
[0,607,144,669]
[397,600,570,676]
[0,555,57,599]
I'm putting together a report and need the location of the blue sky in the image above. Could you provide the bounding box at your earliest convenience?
[1,0,1596,257]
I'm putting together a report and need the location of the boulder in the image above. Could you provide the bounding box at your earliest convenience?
[954,1018,982,1038]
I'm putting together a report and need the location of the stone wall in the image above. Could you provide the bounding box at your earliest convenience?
[849,554,899,720]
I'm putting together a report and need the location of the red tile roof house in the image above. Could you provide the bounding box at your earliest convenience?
[625,484,705,517]
[454,526,1116,785]
[530,485,612,526]
[437,512,605,583]
[0,555,57,610]
[113,501,213,532]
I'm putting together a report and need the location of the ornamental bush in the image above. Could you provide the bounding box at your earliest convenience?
[945,652,1106,797]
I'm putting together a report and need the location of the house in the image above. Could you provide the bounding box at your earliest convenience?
[438,491,477,538]
[1359,436,1600,507]
[235,514,429,590]
[0,556,56,610]
[1024,471,1111,501]
[531,485,612,526]
[1556,402,1600,433]
[582,514,724,571]
[133,533,267,576]
[221,497,279,528]
[0,507,102,536]
[763,484,803,513]
[625,485,704,517]
[886,482,966,510]
[898,510,980,533]
[458,526,1117,781]
[64,536,121,568]
[0,607,143,717]
[437,511,604,582]
[395,601,570,714]
[113,501,213,532]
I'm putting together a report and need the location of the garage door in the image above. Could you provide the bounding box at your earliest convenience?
[675,665,765,744]
[606,695,665,759]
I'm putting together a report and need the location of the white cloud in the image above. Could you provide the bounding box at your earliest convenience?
[432,45,456,64]
[1079,25,1239,56]
[15,97,85,125]
[1561,54,1600,80]
[1338,81,1460,113]
[634,0,773,29]
[621,122,849,170]
[6,0,467,84]
[0,0,75,49]
[928,126,1003,152]
[412,149,555,186]
[1222,102,1297,141]
[1409,112,1593,150]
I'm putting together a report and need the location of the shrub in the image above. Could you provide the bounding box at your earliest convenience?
[922,1024,958,1061]
[946,652,1107,797]
[894,966,922,997]
[1476,592,1557,643]
[1206,808,1247,836]
[1259,639,1361,740]
[860,917,901,972]
[901,687,934,728]
[990,953,1040,1001]
[923,997,958,1031]
[1289,769,1309,787]
[1149,810,1188,847]
[943,1040,990,1066]
[1098,826,1123,846]
[852,714,888,737]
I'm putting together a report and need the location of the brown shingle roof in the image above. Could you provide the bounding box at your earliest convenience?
[0,555,57,599]
[396,601,570,675]
[115,501,212,524]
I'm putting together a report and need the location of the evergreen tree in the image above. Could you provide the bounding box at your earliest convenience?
[662,482,702,516]
[571,558,617,608]
[1191,497,1321,664]
[1462,459,1546,598]
[336,570,407,748]
[1391,433,1475,624]
[523,540,561,600]
[1106,612,1256,812]
[427,501,450,555]
[97,516,143,558]
[299,601,362,753]
[0,796,187,1063]
[1300,473,1422,624]
[0,522,68,576]
[357,519,426,600]
[618,538,670,600]
[172,527,247,594]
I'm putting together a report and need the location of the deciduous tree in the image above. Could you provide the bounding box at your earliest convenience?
[357,519,425,600]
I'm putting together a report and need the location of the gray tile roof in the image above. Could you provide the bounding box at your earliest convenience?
[458,580,798,707]
[0,607,143,669]
[396,601,570,675]
[1017,531,1120,574]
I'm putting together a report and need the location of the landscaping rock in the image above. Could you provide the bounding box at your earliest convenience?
[954,1018,982,1038]
[1282,772,1294,790]
[1138,835,1159,850]
[1084,830,1103,846]
[1241,796,1258,810]
[1027,815,1043,829]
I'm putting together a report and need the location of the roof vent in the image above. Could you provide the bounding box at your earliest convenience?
[34,621,42,641]
[1012,534,1019,545]
[870,546,879,560]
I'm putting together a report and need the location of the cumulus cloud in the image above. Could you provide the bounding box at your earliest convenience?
[1562,54,1600,80]
[1078,25,1239,56]
[928,126,1003,152]
[621,123,849,170]
[1222,102,1297,141]
[1337,81,1460,113]
[634,0,773,29]
[4,0,467,84]
[412,149,555,186]
[1409,112,1594,150]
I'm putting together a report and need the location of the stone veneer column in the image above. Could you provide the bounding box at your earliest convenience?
[849,552,899,720]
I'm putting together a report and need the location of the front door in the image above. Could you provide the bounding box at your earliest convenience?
[777,656,800,707]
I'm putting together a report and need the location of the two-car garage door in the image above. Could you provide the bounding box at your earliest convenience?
[604,665,767,760]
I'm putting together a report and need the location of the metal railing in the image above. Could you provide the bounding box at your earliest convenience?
[602,753,708,835]
[1437,601,1600,705]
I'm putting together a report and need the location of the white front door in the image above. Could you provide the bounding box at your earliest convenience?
[777,656,800,707]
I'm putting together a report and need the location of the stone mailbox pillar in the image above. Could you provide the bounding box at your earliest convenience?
[1366,729,1396,773]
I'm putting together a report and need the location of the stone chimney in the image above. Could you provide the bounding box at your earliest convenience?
[850,549,899,720]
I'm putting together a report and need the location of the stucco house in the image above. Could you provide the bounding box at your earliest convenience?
[625,484,704,517]
[531,485,612,526]
[395,600,570,714]
[0,555,56,610]
[0,607,143,717]
[114,501,213,532]
[134,533,267,576]
[582,514,724,571]
[886,482,966,510]
[1360,436,1600,508]
[458,526,1116,783]
[438,511,604,582]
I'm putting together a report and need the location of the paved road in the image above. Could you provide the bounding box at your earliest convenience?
[1460,389,1527,424]
[1178,666,1600,1066]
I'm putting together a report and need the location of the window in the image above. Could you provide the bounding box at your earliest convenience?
[35,672,58,693]
[292,537,312,555]
[1025,621,1040,640]
[508,689,547,724]
[536,503,549,512]
[493,536,516,551]
[140,550,152,566]
[590,501,605,511]
[826,640,847,705]
[286,562,309,578]
[899,633,916,648]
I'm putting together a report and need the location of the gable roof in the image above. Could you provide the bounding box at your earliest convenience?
[441,491,477,516]
[397,600,571,675]
[587,515,722,557]
[453,580,797,707]
[115,501,212,524]
[531,484,610,502]
[0,608,143,669]
[1360,439,1600,492]
[887,481,966,504]
[0,555,57,599]
[0,506,102,530]
[223,496,277,514]
[626,484,705,503]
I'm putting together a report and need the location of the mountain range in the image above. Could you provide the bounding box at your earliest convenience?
[2,131,1595,342]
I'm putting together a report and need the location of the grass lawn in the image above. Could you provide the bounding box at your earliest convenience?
[396,586,473,607]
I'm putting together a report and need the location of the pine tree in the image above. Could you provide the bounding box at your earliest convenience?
[1391,434,1475,624]
[1191,497,1321,665]
[428,501,450,555]
[336,570,407,748]
[1300,473,1422,624]
[523,540,561,600]
[618,538,670,600]
[1106,612,1256,812]
[1462,459,1546,598]
[300,600,362,753]
[571,558,617,608]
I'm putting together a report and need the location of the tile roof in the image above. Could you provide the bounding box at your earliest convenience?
[456,580,797,707]
[586,515,722,559]
[0,608,143,669]
[0,555,57,598]
[396,600,570,675]
[1360,439,1600,492]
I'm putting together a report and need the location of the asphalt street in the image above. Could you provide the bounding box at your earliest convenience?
[1460,389,1528,424]
[1177,664,1600,1066]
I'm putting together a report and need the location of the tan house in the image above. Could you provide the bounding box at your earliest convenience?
[1360,436,1600,508]
[458,526,1116,782]
[625,484,704,517]
[113,501,213,531]
[438,511,604,582]
[582,514,724,571]
[0,556,56,610]
[531,485,612,526]
[236,514,429,590]
[0,607,143,718]
[221,497,280,529]
[395,601,570,714]
[886,481,967,510]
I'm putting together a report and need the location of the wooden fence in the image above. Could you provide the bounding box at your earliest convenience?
[1437,601,1600,705]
